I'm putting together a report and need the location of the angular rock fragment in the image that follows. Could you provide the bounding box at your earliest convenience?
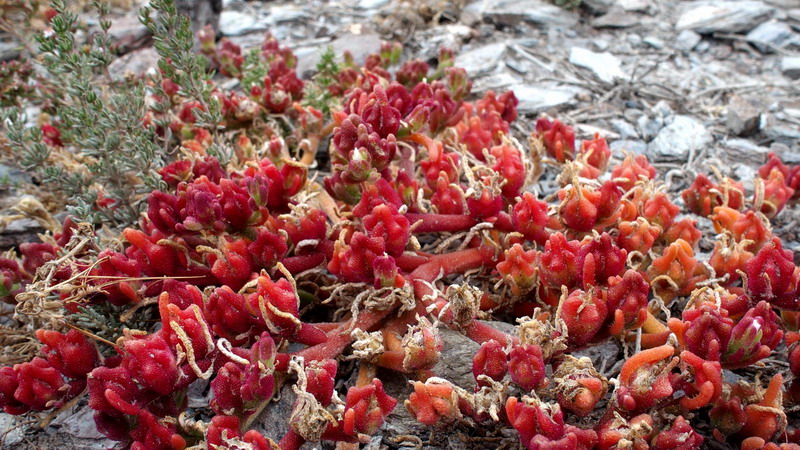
[648,115,713,161]
[676,1,775,34]
[726,95,761,136]
[746,21,796,53]
[781,56,800,79]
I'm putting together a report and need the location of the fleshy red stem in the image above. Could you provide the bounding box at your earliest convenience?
[280,253,326,274]
[492,212,514,233]
[419,295,516,346]
[406,213,478,233]
[375,350,407,372]
[293,323,328,346]
[409,247,493,286]
[278,429,305,450]
[410,247,516,346]
[276,307,395,371]
[310,322,340,333]
[276,249,496,371]
[395,251,432,272]
[464,320,517,346]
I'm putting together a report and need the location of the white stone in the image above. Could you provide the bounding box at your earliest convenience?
[472,72,522,93]
[617,0,650,12]
[675,29,702,51]
[643,35,665,49]
[568,47,626,84]
[593,10,639,28]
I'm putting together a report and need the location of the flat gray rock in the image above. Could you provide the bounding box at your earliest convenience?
[412,24,474,61]
[569,47,626,84]
[764,0,800,7]
[722,138,771,165]
[0,216,45,249]
[676,1,775,34]
[764,123,800,141]
[107,47,160,81]
[220,10,267,36]
[746,21,796,53]
[433,327,480,389]
[455,42,507,77]
[610,139,648,155]
[592,9,640,28]
[295,32,381,77]
[267,4,310,23]
[770,143,800,164]
[648,115,712,161]
[49,405,109,441]
[0,41,20,62]
[0,163,30,185]
[514,84,583,114]
[252,383,295,442]
[107,15,151,55]
[465,0,579,27]
[0,414,23,447]
[472,72,522,93]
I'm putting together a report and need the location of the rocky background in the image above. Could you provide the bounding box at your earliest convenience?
[1,0,799,448]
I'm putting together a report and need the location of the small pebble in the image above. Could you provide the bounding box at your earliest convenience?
[593,39,609,51]
[643,35,664,49]
[626,34,642,46]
